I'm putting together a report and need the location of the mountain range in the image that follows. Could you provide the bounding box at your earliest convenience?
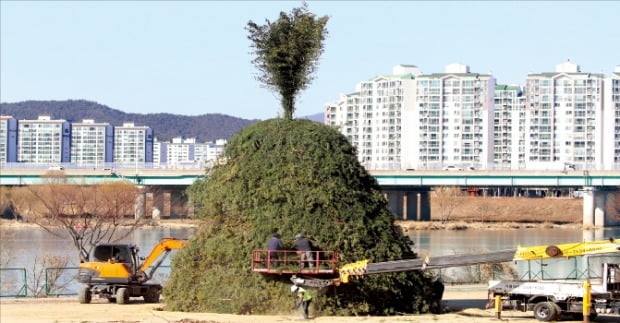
[0,100,324,142]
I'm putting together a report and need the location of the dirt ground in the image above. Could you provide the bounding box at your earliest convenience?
[2,287,619,323]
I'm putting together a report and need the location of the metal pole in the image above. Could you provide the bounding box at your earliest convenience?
[583,279,591,323]
[494,294,502,319]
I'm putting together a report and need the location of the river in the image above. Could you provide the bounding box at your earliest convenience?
[1,225,619,296]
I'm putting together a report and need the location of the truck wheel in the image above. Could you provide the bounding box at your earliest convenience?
[116,287,129,304]
[143,288,160,303]
[533,302,558,322]
[551,302,562,321]
[78,287,92,304]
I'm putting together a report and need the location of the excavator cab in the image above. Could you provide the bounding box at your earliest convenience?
[93,244,134,265]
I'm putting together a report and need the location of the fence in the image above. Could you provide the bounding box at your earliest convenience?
[0,265,170,298]
[0,268,27,297]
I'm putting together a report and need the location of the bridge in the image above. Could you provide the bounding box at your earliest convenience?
[1,168,619,226]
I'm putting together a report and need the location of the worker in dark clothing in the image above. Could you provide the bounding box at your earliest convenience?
[266,232,284,267]
[291,284,313,319]
[292,233,314,268]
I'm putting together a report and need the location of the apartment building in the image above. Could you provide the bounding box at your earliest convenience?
[525,61,604,170]
[153,138,227,168]
[603,66,620,170]
[404,63,495,170]
[17,115,71,164]
[0,116,18,163]
[154,137,195,167]
[325,65,420,170]
[113,122,154,165]
[198,139,227,163]
[71,119,113,166]
[493,85,526,170]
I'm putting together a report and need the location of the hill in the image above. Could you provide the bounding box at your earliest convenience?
[0,100,259,142]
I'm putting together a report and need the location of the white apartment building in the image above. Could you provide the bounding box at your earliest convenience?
[195,139,227,165]
[493,85,526,170]
[404,63,495,170]
[525,61,604,170]
[325,65,420,170]
[17,115,71,164]
[71,119,112,167]
[603,66,620,170]
[113,122,153,166]
[154,138,227,168]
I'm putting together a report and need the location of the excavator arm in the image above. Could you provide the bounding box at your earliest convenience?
[138,238,188,281]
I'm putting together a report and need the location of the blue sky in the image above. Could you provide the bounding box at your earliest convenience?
[1,1,619,120]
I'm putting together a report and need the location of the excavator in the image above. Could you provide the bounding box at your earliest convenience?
[77,237,188,304]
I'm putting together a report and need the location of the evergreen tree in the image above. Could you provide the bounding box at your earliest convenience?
[246,4,328,119]
[163,4,437,316]
[163,119,435,314]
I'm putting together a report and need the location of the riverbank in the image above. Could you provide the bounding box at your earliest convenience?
[1,196,584,231]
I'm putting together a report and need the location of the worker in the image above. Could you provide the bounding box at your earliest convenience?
[266,232,284,267]
[291,284,313,319]
[293,233,314,268]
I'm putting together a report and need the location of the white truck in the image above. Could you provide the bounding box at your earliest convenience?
[488,263,620,321]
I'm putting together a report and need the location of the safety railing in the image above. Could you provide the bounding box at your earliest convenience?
[0,268,28,297]
[251,250,339,275]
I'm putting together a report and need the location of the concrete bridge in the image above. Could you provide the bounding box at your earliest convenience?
[1,168,619,226]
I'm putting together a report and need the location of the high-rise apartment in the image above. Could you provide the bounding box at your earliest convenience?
[525,61,604,170]
[113,122,154,166]
[603,66,620,170]
[403,63,495,170]
[493,85,526,170]
[17,115,71,163]
[325,65,419,170]
[71,119,113,167]
[0,116,18,163]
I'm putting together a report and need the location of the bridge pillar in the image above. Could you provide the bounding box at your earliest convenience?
[145,192,154,219]
[383,188,430,221]
[134,192,145,219]
[583,187,620,227]
[417,191,430,221]
[162,192,171,218]
[187,195,195,218]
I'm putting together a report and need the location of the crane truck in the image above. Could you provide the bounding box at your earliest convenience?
[77,237,187,304]
[253,238,620,321]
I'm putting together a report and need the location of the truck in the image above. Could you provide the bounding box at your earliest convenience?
[488,262,620,321]
[77,237,187,304]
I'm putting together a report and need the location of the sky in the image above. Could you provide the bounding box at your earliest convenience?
[1,1,619,120]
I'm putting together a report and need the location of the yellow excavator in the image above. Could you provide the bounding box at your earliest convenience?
[77,237,187,304]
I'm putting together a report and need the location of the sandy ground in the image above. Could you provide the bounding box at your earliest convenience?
[2,286,619,323]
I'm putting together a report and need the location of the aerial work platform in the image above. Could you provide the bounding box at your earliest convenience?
[251,250,339,275]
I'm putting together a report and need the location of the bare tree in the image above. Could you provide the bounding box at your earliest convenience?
[10,180,144,262]
[432,186,463,224]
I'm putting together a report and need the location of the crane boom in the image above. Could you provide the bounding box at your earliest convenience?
[338,239,619,283]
